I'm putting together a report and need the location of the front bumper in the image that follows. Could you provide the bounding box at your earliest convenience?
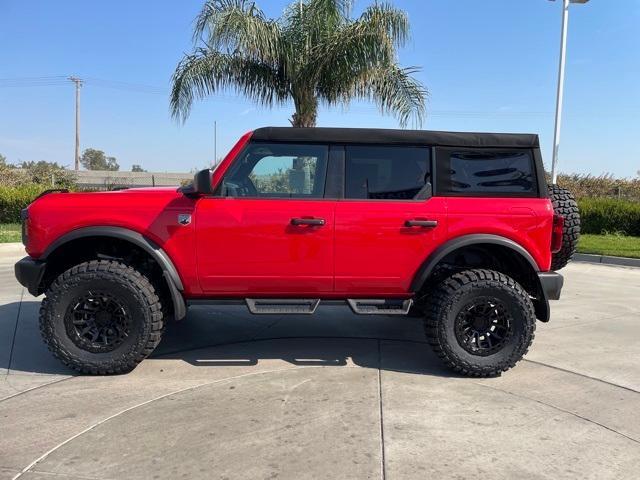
[15,256,46,296]
[538,271,564,301]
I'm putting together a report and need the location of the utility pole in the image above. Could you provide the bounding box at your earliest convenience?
[69,76,83,171]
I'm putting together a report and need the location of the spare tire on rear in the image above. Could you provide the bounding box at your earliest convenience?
[548,184,581,270]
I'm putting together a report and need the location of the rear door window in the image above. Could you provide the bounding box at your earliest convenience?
[344,146,431,200]
[435,148,537,196]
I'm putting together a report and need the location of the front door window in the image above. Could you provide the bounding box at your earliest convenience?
[222,143,328,199]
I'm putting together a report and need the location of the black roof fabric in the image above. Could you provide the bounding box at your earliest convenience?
[252,127,539,149]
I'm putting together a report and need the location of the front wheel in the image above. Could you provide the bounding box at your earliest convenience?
[39,260,165,374]
[424,269,536,377]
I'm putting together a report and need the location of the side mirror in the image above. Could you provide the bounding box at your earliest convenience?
[193,169,214,195]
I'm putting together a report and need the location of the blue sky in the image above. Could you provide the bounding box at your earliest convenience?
[1,0,638,176]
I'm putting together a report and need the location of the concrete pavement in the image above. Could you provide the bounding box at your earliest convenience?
[1,243,639,479]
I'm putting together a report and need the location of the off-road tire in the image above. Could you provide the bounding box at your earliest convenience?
[39,260,164,374]
[548,184,581,270]
[424,269,536,377]
[410,264,460,317]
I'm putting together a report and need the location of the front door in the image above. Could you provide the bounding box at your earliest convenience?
[334,145,448,295]
[196,142,335,295]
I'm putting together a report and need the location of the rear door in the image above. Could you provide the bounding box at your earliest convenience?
[196,142,335,295]
[334,145,448,295]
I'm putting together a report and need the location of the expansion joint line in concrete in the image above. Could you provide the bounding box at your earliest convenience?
[475,382,640,445]
[5,289,24,376]
[377,340,387,480]
[10,365,357,480]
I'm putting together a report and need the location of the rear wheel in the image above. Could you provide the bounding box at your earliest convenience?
[548,184,581,270]
[39,260,164,374]
[424,269,536,377]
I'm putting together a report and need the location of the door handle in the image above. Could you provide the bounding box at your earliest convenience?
[291,217,325,226]
[405,219,438,228]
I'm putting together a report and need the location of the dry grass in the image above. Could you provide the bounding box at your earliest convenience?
[556,173,640,202]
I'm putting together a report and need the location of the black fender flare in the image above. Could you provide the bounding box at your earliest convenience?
[42,226,186,320]
[411,234,550,322]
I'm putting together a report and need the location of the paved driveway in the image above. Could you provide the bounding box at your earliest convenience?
[1,243,639,480]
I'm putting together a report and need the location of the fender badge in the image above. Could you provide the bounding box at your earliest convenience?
[178,214,191,226]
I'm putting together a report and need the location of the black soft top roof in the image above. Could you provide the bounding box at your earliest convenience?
[252,127,539,149]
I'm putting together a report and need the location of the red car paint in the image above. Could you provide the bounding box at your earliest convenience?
[23,130,554,299]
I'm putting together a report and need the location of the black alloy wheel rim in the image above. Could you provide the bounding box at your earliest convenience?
[454,296,514,356]
[65,291,132,353]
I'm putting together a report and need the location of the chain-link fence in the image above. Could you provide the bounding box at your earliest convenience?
[74,171,194,190]
[0,169,195,190]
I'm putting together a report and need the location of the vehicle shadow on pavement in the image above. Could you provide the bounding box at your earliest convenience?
[5,301,455,378]
[1,301,78,376]
[153,336,455,378]
[152,306,456,378]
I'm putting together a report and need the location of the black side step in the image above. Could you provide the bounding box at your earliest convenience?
[246,298,320,315]
[347,299,413,315]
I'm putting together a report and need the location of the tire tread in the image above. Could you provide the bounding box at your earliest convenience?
[548,185,581,271]
[39,260,164,375]
[423,269,536,377]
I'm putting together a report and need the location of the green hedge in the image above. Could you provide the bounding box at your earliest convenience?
[0,184,48,223]
[579,198,640,237]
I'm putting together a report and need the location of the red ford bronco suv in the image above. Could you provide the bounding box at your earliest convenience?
[15,127,580,376]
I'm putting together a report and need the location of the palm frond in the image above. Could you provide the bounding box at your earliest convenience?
[193,0,283,63]
[283,0,353,27]
[310,20,394,94]
[352,65,427,128]
[359,2,410,48]
[310,4,409,103]
[170,49,286,122]
[281,0,353,59]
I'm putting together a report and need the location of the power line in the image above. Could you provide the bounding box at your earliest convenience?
[0,76,69,87]
[0,75,68,82]
[0,76,636,119]
[0,76,167,94]
[83,77,166,95]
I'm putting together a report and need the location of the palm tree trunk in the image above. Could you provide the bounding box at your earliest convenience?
[290,94,317,127]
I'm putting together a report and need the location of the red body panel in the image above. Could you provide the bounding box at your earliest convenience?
[334,198,448,295]
[24,130,555,299]
[445,197,553,272]
[195,197,335,295]
[26,188,202,295]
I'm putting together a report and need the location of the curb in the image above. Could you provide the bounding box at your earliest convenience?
[0,242,25,251]
[574,253,640,268]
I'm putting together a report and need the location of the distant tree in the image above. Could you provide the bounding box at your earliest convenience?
[0,159,76,188]
[21,160,77,187]
[81,148,119,171]
[19,160,65,170]
[0,153,6,167]
[131,164,146,172]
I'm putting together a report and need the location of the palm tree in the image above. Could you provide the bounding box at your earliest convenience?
[171,0,427,127]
